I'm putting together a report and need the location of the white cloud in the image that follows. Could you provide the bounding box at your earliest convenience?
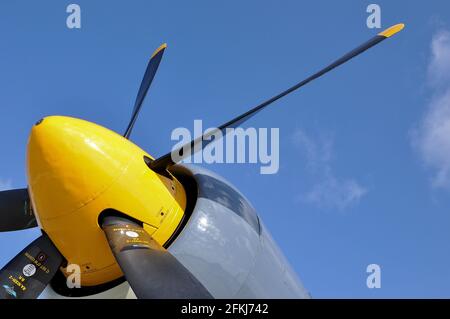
[413,30,450,189]
[428,31,450,88]
[292,129,367,210]
[292,129,333,170]
[0,178,12,191]
[303,174,368,211]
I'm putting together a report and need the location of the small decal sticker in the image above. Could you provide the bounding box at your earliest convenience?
[23,264,37,277]
[125,231,139,238]
[37,252,47,263]
[2,285,17,298]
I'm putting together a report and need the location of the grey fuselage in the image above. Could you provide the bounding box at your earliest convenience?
[40,164,309,299]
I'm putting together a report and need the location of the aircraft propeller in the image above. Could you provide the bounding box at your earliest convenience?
[0,189,36,232]
[0,23,404,299]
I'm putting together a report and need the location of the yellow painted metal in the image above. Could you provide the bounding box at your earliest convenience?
[27,116,186,286]
[151,43,167,58]
[378,23,405,38]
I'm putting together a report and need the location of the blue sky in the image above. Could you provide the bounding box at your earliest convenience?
[1,1,450,298]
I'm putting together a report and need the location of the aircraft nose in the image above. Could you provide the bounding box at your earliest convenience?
[27,116,133,220]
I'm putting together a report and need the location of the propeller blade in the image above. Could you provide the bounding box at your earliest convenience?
[101,216,213,299]
[0,233,64,299]
[149,23,405,172]
[0,188,37,232]
[124,43,167,139]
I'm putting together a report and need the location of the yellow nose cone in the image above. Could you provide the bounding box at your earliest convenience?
[26,116,187,286]
[27,116,133,220]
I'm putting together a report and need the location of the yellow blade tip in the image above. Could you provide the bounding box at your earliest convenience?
[151,43,167,58]
[378,23,405,38]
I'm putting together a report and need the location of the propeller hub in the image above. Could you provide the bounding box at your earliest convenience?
[27,116,131,219]
[26,116,186,286]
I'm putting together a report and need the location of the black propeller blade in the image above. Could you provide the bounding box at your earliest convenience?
[124,43,167,139]
[101,216,213,299]
[0,233,64,299]
[0,189,37,232]
[148,24,404,172]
